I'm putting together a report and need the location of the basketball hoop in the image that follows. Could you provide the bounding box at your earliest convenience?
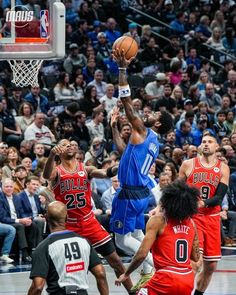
[8,59,43,87]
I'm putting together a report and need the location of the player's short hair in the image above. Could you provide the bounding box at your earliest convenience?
[160,180,199,221]
[202,133,217,141]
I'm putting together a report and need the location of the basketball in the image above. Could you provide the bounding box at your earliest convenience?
[112,36,138,59]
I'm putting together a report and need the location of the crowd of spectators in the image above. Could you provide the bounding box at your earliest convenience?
[0,0,236,263]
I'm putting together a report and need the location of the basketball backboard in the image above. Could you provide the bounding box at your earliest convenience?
[0,0,65,59]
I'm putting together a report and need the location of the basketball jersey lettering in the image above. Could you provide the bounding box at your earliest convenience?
[65,193,86,210]
[201,186,210,200]
[64,241,81,261]
[60,178,88,194]
[175,239,188,263]
[193,172,220,187]
[141,154,153,175]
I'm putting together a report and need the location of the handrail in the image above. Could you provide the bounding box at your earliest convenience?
[129,6,236,62]
[126,18,170,42]
[199,55,223,69]
[126,18,224,69]
[129,6,173,30]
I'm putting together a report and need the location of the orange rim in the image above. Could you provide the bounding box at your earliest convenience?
[16,37,48,43]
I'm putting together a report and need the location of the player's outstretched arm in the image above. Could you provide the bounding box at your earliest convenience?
[86,165,118,179]
[113,49,146,135]
[115,215,163,285]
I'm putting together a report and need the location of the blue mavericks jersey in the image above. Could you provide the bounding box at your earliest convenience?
[118,128,159,186]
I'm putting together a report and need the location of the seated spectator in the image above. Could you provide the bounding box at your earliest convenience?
[170,48,187,72]
[99,84,117,115]
[214,59,234,88]
[124,22,141,47]
[63,43,87,75]
[151,172,170,205]
[79,85,104,118]
[0,222,16,263]
[24,86,50,115]
[139,37,162,67]
[162,35,181,70]
[17,176,45,247]
[206,27,225,62]
[222,70,236,104]
[186,48,201,71]
[95,32,112,61]
[140,24,153,49]
[8,86,24,116]
[31,143,46,171]
[101,175,120,215]
[86,110,105,141]
[0,178,35,262]
[195,71,210,96]
[0,142,8,164]
[2,147,20,180]
[163,162,178,182]
[195,15,212,42]
[222,27,236,55]
[213,110,230,142]
[169,11,186,36]
[144,72,166,102]
[87,20,102,47]
[70,73,86,100]
[19,140,32,160]
[104,17,121,44]
[175,120,194,148]
[53,72,78,106]
[57,102,80,127]
[169,60,182,86]
[21,157,33,176]
[88,69,107,100]
[0,98,22,149]
[64,0,79,26]
[13,165,28,194]
[84,137,108,167]
[24,112,56,147]
[210,10,225,32]
[71,19,89,48]
[193,117,214,147]
[82,58,97,84]
[154,83,178,117]
[73,112,91,152]
[15,102,35,133]
[160,0,176,24]
[171,85,185,110]
[200,83,222,114]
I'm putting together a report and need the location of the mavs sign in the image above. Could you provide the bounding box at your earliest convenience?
[6,5,33,28]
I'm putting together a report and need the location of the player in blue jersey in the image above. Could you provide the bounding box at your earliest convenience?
[110,49,173,292]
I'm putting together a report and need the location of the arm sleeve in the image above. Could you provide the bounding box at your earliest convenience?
[204,182,228,207]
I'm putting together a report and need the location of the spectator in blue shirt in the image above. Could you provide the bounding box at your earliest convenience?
[186,48,201,71]
[175,120,194,148]
[170,11,186,36]
[104,18,121,44]
[24,86,50,115]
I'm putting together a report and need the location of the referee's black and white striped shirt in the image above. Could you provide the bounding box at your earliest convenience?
[30,230,101,294]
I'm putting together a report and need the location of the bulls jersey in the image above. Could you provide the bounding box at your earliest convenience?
[118,128,159,186]
[53,162,93,223]
[187,157,222,215]
[152,218,195,271]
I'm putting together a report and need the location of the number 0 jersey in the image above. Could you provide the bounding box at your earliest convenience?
[52,162,93,223]
[186,157,222,215]
[152,218,195,271]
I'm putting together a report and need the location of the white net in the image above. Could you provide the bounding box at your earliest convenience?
[8,59,43,88]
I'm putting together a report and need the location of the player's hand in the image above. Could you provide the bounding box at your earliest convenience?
[112,48,134,68]
[51,143,68,156]
[115,273,129,286]
[198,200,205,208]
[110,106,120,128]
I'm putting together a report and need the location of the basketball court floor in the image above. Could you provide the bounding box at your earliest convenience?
[0,247,235,295]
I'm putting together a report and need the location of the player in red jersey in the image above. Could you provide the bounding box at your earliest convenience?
[43,139,133,293]
[115,180,200,295]
[179,134,229,295]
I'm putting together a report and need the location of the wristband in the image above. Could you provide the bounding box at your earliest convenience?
[106,166,117,178]
[118,67,127,71]
[119,85,131,98]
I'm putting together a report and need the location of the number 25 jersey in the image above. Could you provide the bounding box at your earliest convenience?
[186,157,222,215]
[52,162,93,221]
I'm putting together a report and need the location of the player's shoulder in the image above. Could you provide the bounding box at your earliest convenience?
[181,158,195,169]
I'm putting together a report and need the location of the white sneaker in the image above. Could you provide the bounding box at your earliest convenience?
[0,255,14,264]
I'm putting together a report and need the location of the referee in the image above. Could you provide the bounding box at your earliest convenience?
[27,201,108,295]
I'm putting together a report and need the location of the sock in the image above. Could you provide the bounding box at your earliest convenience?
[194,290,204,295]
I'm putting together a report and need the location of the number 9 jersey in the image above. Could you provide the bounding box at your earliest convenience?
[186,157,222,215]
